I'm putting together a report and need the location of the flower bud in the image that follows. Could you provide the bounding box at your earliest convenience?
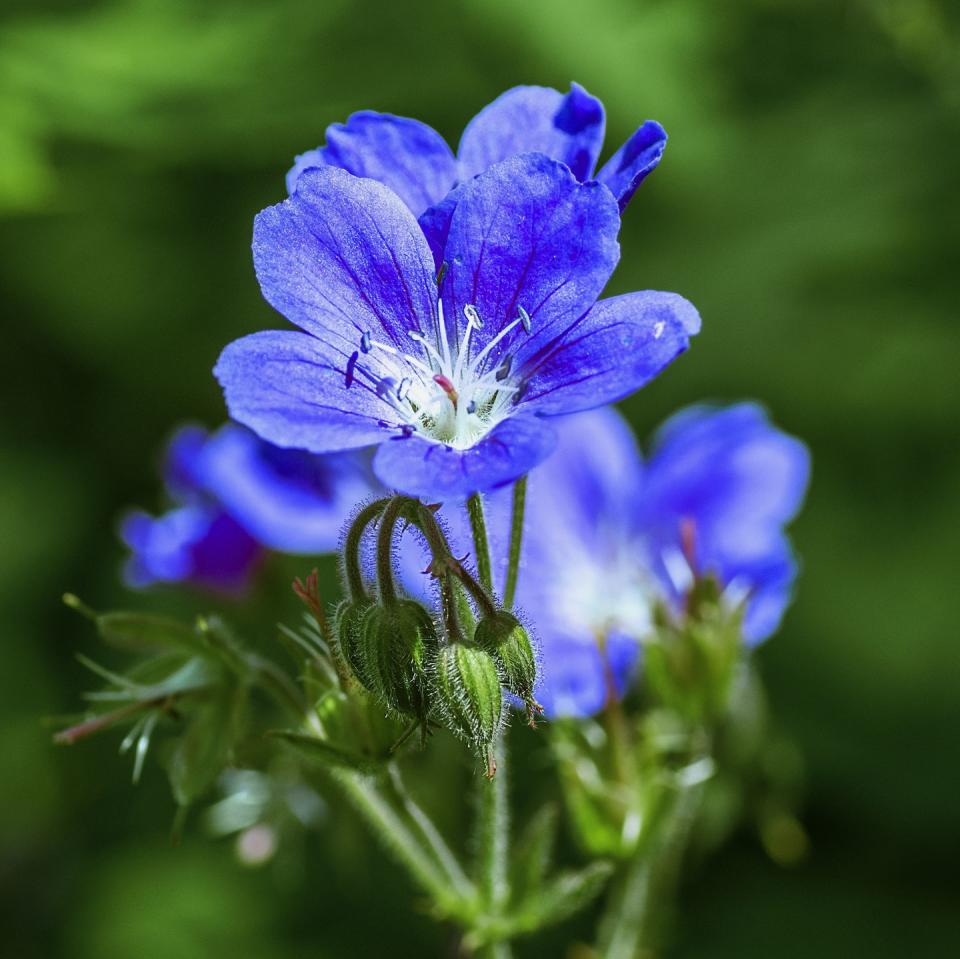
[361,600,438,720]
[433,642,502,775]
[333,598,375,691]
[474,611,542,723]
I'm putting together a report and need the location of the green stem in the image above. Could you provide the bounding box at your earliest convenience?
[596,775,704,959]
[332,768,469,919]
[476,943,513,959]
[343,498,391,601]
[467,493,493,592]
[387,765,475,903]
[476,735,510,947]
[503,477,527,609]
[375,497,407,606]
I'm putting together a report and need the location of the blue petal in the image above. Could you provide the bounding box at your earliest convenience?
[459,83,605,182]
[521,291,701,416]
[254,166,438,349]
[372,414,557,499]
[287,111,457,217]
[596,121,668,212]
[440,153,621,381]
[190,424,382,554]
[162,424,209,500]
[120,505,261,592]
[214,331,392,453]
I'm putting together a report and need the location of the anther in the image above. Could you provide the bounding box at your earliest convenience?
[397,377,412,401]
[345,351,359,388]
[466,400,477,414]
[435,261,448,289]
[495,356,513,382]
[463,304,484,329]
[400,424,416,438]
[360,331,372,353]
[517,305,532,334]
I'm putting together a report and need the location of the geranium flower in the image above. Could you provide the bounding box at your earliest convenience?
[216,154,699,499]
[120,423,379,590]
[429,404,810,716]
[286,82,666,217]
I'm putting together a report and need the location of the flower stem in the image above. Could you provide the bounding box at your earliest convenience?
[467,493,493,593]
[343,498,391,601]
[475,734,510,948]
[375,496,407,606]
[503,477,527,609]
[331,767,471,920]
[596,775,704,959]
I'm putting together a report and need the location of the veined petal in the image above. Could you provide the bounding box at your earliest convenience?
[521,291,701,416]
[441,153,620,377]
[596,121,668,212]
[372,414,556,499]
[288,112,457,217]
[214,331,391,453]
[459,83,605,182]
[254,166,438,349]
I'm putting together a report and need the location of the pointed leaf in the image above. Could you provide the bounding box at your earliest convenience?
[268,730,387,775]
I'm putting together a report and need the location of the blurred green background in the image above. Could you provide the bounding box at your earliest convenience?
[1,0,958,955]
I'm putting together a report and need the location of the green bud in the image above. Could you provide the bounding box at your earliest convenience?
[474,611,542,724]
[360,600,438,719]
[433,642,502,775]
[333,598,375,691]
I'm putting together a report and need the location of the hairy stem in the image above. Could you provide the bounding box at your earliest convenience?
[375,496,407,606]
[504,477,527,609]
[343,498,391,601]
[476,735,511,947]
[467,493,493,592]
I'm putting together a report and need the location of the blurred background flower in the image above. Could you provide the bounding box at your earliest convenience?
[1,0,957,956]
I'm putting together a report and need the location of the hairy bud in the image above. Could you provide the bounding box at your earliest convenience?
[474,611,542,724]
[433,642,503,776]
[333,598,375,691]
[360,600,438,720]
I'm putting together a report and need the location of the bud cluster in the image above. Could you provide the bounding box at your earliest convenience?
[334,496,541,775]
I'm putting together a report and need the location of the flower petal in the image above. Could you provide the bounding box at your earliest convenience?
[193,424,381,554]
[440,153,620,378]
[287,112,457,217]
[372,414,556,499]
[596,121,668,212]
[254,166,438,350]
[458,83,605,182]
[120,505,261,592]
[521,291,701,416]
[214,330,391,453]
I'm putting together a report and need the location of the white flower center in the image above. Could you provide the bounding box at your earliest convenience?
[346,298,531,449]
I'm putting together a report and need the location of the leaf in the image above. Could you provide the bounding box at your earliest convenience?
[510,862,615,935]
[510,803,558,903]
[267,730,387,775]
[94,611,206,655]
[167,684,248,808]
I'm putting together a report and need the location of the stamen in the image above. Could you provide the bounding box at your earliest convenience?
[466,400,477,414]
[467,315,524,375]
[368,338,434,377]
[435,260,448,289]
[360,331,372,354]
[463,304,484,329]
[397,377,412,401]
[518,305,532,334]
[377,377,399,399]
[495,356,513,382]
[400,424,416,438]
[409,330,445,370]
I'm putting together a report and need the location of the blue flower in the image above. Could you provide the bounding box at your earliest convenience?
[121,423,380,590]
[287,83,666,216]
[120,505,261,592]
[166,423,380,553]
[216,154,699,499]
[425,404,809,717]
